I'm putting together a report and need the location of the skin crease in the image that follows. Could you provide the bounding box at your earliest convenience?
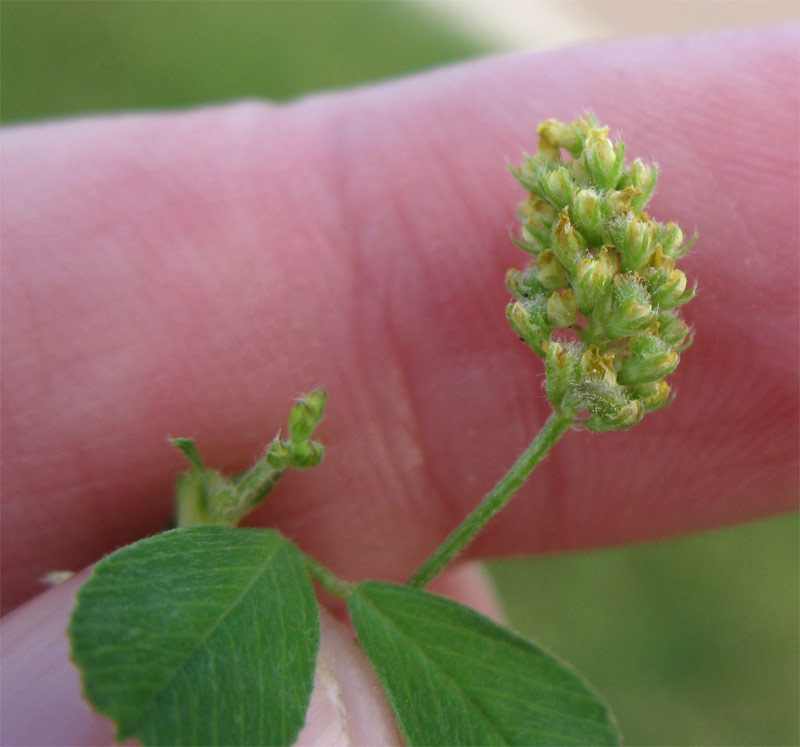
[0,26,798,745]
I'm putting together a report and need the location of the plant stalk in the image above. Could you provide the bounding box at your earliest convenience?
[407,411,572,589]
[300,551,355,598]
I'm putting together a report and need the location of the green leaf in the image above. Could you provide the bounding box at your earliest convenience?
[349,581,620,746]
[69,526,319,746]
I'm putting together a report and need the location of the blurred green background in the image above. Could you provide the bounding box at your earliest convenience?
[2,2,797,745]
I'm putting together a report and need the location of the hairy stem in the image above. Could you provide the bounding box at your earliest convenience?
[300,550,355,598]
[407,411,572,589]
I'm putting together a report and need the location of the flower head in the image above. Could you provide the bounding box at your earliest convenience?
[508,115,696,430]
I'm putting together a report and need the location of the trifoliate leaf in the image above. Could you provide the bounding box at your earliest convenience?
[349,581,619,746]
[69,526,319,746]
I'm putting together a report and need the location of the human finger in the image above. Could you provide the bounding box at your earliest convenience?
[0,570,401,747]
[2,27,797,612]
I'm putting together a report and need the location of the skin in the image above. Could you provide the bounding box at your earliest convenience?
[1,26,797,745]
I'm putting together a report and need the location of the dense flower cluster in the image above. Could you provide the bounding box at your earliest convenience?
[507,115,696,431]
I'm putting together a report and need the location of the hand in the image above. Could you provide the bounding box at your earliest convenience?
[2,26,797,745]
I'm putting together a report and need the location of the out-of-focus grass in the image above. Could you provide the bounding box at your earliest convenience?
[488,513,799,746]
[2,3,798,745]
[0,0,492,123]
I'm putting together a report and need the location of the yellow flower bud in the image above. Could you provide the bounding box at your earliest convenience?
[537,118,586,158]
[646,246,675,273]
[551,210,586,273]
[519,194,558,225]
[547,289,578,328]
[537,140,561,163]
[580,345,618,386]
[605,186,640,214]
[536,250,570,290]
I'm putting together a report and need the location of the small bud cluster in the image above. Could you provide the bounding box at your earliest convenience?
[507,116,695,431]
[174,390,327,525]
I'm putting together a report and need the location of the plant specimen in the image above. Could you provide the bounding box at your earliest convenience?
[69,115,696,746]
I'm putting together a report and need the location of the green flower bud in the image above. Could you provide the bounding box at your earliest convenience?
[547,289,578,328]
[505,268,526,298]
[634,380,673,412]
[573,248,616,314]
[545,341,581,414]
[608,216,657,272]
[585,397,644,432]
[288,440,325,469]
[617,333,679,386]
[570,188,606,245]
[516,223,550,254]
[602,274,654,339]
[583,129,625,189]
[515,194,558,253]
[507,299,550,356]
[536,250,571,290]
[506,267,547,299]
[539,167,577,210]
[649,267,696,309]
[656,310,693,349]
[288,389,327,443]
[266,436,292,469]
[511,158,539,191]
[551,210,586,273]
[657,221,697,259]
[565,156,591,188]
[627,158,659,213]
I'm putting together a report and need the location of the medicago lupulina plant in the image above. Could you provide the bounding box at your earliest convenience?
[69,115,697,746]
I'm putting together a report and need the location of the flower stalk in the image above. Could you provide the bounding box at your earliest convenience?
[174,390,327,527]
[407,412,572,589]
[407,114,698,588]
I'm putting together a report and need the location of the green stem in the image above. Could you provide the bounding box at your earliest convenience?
[407,411,572,589]
[300,550,355,599]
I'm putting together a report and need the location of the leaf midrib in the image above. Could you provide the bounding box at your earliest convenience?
[121,534,284,739]
[356,589,511,746]
[386,603,605,705]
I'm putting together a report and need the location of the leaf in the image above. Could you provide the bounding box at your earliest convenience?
[69,526,319,746]
[348,581,620,746]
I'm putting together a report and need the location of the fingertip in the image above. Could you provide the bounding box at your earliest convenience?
[0,569,122,746]
[0,569,401,747]
[296,608,401,746]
